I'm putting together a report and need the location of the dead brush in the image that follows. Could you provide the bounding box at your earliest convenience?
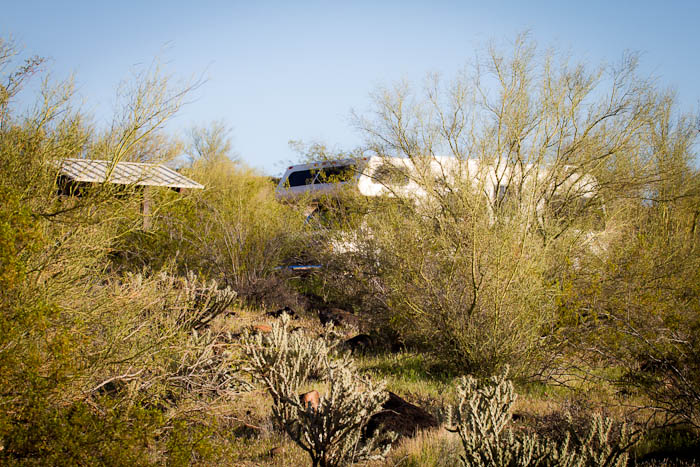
[86,270,246,407]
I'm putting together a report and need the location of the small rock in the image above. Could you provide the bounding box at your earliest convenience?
[345,334,373,354]
[252,324,272,334]
[268,446,284,457]
[299,390,320,411]
[364,392,439,440]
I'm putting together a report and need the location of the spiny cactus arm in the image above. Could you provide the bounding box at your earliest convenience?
[486,370,517,437]
[544,433,580,467]
[582,414,630,467]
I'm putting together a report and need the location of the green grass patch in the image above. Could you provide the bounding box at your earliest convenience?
[356,351,456,401]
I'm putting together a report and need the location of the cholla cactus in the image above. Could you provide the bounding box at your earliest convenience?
[242,313,332,424]
[447,368,629,467]
[110,271,243,397]
[242,314,393,467]
[447,369,517,453]
[283,362,393,467]
[169,328,253,397]
[446,368,554,467]
[175,271,237,330]
[578,414,630,467]
[138,270,237,330]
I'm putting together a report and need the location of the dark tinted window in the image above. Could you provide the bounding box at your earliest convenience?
[287,169,317,187]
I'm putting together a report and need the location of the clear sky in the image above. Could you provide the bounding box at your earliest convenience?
[2,0,698,176]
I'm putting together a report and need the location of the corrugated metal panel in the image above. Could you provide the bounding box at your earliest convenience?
[58,158,204,189]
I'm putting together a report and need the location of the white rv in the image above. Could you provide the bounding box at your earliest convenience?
[276,155,597,208]
[276,156,601,260]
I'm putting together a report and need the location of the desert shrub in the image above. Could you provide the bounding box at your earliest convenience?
[2,398,163,465]
[555,98,700,428]
[0,265,249,463]
[370,194,553,378]
[0,39,131,462]
[0,37,249,463]
[242,314,394,467]
[306,36,699,386]
[560,204,700,429]
[87,271,246,399]
[311,176,560,377]
[134,153,309,308]
[447,369,632,466]
[311,36,657,377]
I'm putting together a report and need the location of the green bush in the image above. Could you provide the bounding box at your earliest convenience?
[559,199,700,429]
[314,185,557,378]
[0,37,249,464]
[125,155,309,308]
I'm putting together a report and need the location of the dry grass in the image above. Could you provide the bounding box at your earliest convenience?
[378,429,461,467]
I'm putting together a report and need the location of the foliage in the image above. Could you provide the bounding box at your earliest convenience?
[187,119,238,165]
[88,271,247,399]
[311,34,699,387]
[126,148,308,308]
[554,90,700,428]
[3,29,700,464]
[0,37,246,464]
[561,202,700,428]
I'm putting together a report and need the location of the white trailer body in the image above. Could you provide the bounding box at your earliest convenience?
[276,156,597,205]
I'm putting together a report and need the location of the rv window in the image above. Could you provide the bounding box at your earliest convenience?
[287,169,317,187]
[315,165,356,184]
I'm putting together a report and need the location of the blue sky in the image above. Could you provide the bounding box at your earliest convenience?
[2,0,698,175]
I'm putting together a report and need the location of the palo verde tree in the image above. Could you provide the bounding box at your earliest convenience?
[317,34,696,381]
[0,37,243,464]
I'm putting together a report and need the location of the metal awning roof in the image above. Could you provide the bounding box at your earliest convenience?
[57,158,204,189]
